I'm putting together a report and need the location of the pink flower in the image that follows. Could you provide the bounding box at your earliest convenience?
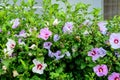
[63,22,73,33]
[32,59,47,74]
[88,48,100,61]
[109,33,120,49]
[38,28,52,40]
[98,22,107,35]
[108,72,120,80]
[93,64,108,77]
[88,48,107,62]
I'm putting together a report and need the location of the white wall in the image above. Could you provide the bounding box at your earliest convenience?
[1,0,103,14]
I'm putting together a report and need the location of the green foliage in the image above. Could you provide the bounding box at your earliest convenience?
[0,0,120,80]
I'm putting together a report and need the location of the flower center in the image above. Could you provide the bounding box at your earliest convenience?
[11,44,15,48]
[98,67,103,72]
[114,39,119,44]
[91,51,96,55]
[114,77,119,80]
[45,33,49,38]
[37,64,43,70]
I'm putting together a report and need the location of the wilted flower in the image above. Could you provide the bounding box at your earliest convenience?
[82,20,92,26]
[4,48,14,56]
[32,59,47,74]
[6,39,16,50]
[38,28,52,40]
[108,72,120,80]
[63,22,73,33]
[65,51,71,57]
[83,30,89,35]
[54,50,64,60]
[43,42,52,50]
[2,66,7,71]
[53,19,60,26]
[93,64,108,77]
[29,44,37,49]
[48,49,54,57]
[13,70,19,77]
[53,34,60,42]
[11,18,20,29]
[98,21,107,35]
[88,48,100,61]
[109,33,120,49]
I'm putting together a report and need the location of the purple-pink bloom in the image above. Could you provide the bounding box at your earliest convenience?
[98,22,107,35]
[53,34,60,42]
[88,48,100,61]
[12,18,20,29]
[109,33,120,49]
[108,72,120,80]
[63,22,73,33]
[93,64,108,77]
[43,42,52,50]
[38,28,52,40]
[54,50,64,60]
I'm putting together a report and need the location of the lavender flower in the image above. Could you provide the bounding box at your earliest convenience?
[12,18,20,29]
[54,50,64,60]
[19,30,27,38]
[63,22,73,33]
[98,47,107,57]
[0,29,2,33]
[109,33,120,49]
[98,21,107,35]
[43,42,52,50]
[93,64,108,77]
[18,39,25,45]
[53,34,60,42]
[108,72,120,80]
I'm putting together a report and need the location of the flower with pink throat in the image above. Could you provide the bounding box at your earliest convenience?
[38,28,52,40]
[108,72,120,80]
[98,21,108,35]
[6,39,16,50]
[109,33,120,49]
[93,64,108,77]
[32,59,47,74]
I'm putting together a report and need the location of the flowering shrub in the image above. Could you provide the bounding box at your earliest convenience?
[0,0,120,80]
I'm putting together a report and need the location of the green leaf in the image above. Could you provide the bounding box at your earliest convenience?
[20,59,28,70]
